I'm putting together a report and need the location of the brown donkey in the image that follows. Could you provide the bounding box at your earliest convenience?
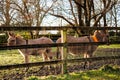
[7,32,54,63]
[56,30,109,67]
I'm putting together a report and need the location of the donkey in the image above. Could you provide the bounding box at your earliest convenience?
[7,32,54,63]
[56,30,109,67]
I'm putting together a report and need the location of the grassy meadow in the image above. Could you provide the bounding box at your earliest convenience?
[99,44,120,48]
[0,50,43,65]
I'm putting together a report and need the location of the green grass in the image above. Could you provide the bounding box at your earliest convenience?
[0,50,43,65]
[93,44,120,57]
[27,65,120,80]
[99,44,120,48]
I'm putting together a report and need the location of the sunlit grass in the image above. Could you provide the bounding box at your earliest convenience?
[99,44,120,48]
[33,70,120,80]
[0,50,43,65]
[28,65,120,80]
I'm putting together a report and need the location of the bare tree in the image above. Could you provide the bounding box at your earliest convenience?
[74,0,116,28]
[109,0,120,34]
[44,0,117,35]
[0,0,11,26]
[0,0,118,36]
[3,0,57,38]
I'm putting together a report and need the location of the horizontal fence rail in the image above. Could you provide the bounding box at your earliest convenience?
[0,26,120,31]
[0,56,120,70]
[0,42,119,50]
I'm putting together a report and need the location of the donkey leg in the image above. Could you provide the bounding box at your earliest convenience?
[84,53,92,69]
[18,50,29,63]
[42,52,51,70]
[87,54,93,69]
[83,53,87,69]
[42,52,50,61]
[24,54,29,63]
[23,54,30,75]
[42,53,45,61]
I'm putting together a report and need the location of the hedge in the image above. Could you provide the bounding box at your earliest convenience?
[0,34,8,44]
[109,36,120,42]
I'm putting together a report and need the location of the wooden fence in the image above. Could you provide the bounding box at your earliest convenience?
[0,26,120,31]
[0,26,120,74]
[0,56,120,70]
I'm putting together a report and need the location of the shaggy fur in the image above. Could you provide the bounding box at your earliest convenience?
[7,32,54,63]
[56,30,109,59]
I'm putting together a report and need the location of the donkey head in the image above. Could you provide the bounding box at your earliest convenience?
[7,32,16,46]
[93,30,109,42]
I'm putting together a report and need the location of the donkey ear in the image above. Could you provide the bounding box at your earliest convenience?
[7,31,16,37]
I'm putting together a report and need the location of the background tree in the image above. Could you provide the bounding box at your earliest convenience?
[0,0,119,36]
[44,0,117,36]
[0,0,12,26]
[0,0,57,38]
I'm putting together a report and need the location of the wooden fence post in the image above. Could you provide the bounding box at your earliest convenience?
[61,29,67,74]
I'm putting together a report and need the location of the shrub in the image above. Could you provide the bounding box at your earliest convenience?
[0,33,7,44]
[101,65,115,72]
[100,65,120,73]
[109,36,120,42]
[22,34,31,39]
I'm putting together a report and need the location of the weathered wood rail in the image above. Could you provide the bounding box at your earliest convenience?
[0,42,119,50]
[0,41,120,50]
[0,56,120,70]
[0,26,120,31]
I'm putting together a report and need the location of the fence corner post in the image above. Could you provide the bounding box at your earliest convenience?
[61,29,67,74]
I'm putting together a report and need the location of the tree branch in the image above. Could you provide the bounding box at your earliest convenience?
[92,0,116,27]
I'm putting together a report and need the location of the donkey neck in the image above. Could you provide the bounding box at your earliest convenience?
[16,37,26,45]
